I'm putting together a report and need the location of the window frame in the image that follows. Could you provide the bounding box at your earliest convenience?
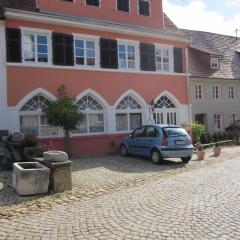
[214,113,223,131]
[85,0,100,7]
[73,34,100,68]
[229,85,235,100]
[116,0,130,13]
[155,44,173,73]
[212,84,220,100]
[21,28,52,65]
[117,39,139,71]
[210,57,219,69]
[195,84,204,100]
[138,0,151,16]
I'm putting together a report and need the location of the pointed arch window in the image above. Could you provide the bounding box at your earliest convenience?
[116,95,142,131]
[155,96,175,109]
[74,95,105,134]
[19,94,59,137]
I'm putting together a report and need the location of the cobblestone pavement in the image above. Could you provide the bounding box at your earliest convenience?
[0,146,240,239]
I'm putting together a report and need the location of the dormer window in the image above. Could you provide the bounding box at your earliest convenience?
[211,57,219,69]
[139,0,150,16]
[86,0,99,7]
[117,0,130,12]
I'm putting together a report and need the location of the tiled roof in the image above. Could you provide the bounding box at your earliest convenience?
[164,13,185,36]
[183,29,240,80]
[0,0,37,18]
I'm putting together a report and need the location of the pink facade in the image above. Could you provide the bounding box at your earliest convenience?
[0,0,191,156]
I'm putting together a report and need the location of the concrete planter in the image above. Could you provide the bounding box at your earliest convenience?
[12,162,50,196]
[213,147,221,157]
[197,150,206,160]
[43,151,68,162]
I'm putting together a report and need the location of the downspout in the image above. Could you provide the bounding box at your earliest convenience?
[35,0,39,11]
[185,47,192,123]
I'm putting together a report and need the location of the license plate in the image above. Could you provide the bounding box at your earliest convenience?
[176,140,185,145]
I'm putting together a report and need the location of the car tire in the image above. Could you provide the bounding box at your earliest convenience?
[151,149,163,164]
[181,156,192,163]
[120,144,128,157]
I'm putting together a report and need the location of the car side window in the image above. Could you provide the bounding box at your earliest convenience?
[132,127,145,138]
[145,126,159,137]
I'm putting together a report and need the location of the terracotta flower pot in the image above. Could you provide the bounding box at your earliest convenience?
[213,147,221,157]
[197,150,205,160]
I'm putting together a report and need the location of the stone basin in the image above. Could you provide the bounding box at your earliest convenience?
[12,162,50,196]
[43,151,68,162]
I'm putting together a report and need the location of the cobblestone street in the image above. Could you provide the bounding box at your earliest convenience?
[0,146,240,239]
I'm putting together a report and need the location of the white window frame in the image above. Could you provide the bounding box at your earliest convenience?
[211,57,219,69]
[214,113,223,131]
[231,113,238,124]
[212,84,220,100]
[116,0,131,13]
[155,44,173,73]
[73,34,100,68]
[195,84,203,100]
[117,39,139,71]
[229,85,235,100]
[21,28,52,65]
[85,0,101,7]
[138,0,151,16]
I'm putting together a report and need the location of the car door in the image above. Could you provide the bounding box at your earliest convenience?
[144,126,160,156]
[128,126,146,155]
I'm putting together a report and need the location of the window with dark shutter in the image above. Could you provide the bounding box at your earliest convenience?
[139,0,150,16]
[86,0,99,6]
[140,43,156,71]
[117,0,129,12]
[52,33,74,66]
[100,39,118,69]
[6,28,21,63]
[173,48,183,73]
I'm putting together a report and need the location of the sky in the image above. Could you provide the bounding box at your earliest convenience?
[163,0,240,36]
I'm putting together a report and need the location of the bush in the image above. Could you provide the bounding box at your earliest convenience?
[192,123,205,144]
[217,131,224,141]
[212,132,219,142]
[23,134,38,147]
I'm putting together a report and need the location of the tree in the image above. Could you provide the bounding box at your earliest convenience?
[44,85,82,157]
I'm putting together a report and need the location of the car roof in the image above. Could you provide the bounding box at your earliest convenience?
[143,124,179,128]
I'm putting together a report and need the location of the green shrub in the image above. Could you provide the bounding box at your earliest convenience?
[192,122,205,144]
[212,132,219,142]
[23,134,38,147]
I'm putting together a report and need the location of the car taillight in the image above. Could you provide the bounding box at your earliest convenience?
[162,135,168,146]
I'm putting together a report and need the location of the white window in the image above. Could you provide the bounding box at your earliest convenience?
[229,85,235,99]
[74,37,97,67]
[20,95,59,137]
[155,46,173,72]
[195,84,203,100]
[231,113,238,124]
[116,96,142,131]
[118,43,137,69]
[23,32,49,63]
[214,113,223,130]
[75,95,104,134]
[213,85,220,100]
[211,57,219,69]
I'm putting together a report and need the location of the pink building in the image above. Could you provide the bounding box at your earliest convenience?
[0,0,191,156]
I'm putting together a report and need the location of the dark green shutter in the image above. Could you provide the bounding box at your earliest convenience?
[140,43,156,71]
[100,39,118,69]
[174,48,183,73]
[6,28,21,63]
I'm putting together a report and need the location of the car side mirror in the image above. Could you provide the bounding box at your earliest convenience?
[129,134,134,138]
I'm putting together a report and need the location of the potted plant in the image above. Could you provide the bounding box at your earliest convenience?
[213,143,221,157]
[196,142,206,160]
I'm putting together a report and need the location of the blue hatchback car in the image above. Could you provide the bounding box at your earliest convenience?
[120,124,194,163]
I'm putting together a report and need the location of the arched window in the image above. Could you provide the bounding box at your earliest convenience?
[116,96,142,131]
[155,96,175,109]
[19,94,59,137]
[74,95,105,134]
[154,95,177,125]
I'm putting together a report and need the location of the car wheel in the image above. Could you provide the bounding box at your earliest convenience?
[181,156,192,163]
[151,149,162,164]
[120,144,128,157]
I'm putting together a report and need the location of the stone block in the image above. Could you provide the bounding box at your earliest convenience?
[12,162,50,196]
[43,151,68,162]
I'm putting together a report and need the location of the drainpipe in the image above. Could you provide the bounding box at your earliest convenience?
[185,47,192,123]
[35,0,39,11]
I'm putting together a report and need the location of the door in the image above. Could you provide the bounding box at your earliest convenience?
[128,126,146,155]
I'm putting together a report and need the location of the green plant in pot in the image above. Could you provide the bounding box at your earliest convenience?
[213,142,221,157]
[196,141,206,160]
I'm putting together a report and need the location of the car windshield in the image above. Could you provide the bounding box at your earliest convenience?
[163,127,188,137]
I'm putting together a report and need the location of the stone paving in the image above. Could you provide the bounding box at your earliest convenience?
[0,146,240,239]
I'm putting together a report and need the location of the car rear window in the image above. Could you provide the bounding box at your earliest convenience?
[163,127,188,137]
